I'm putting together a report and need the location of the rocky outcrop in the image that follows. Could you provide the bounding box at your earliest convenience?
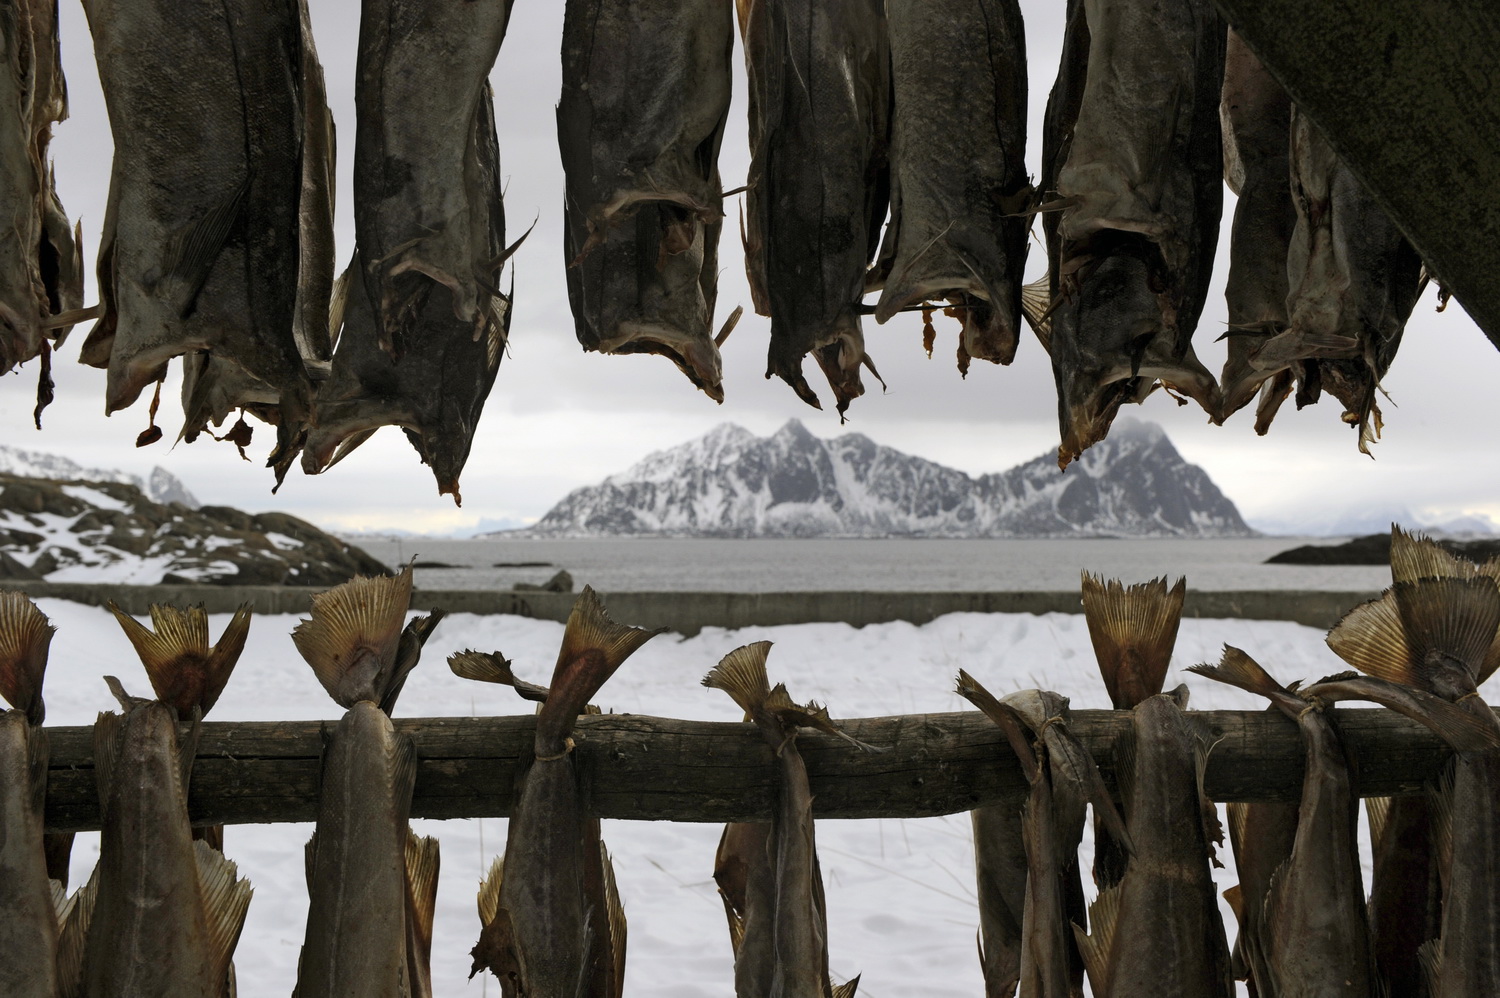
[0,474,389,585]
[519,418,1254,539]
[1267,533,1500,566]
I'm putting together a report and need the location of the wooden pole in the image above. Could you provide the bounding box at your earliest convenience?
[42,707,1469,831]
[1212,0,1500,347]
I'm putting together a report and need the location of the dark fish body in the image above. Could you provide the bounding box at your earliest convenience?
[770,733,829,998]
[1216,30,1301,420]
[83,701,245,998]
[1047,0,1224,465]
[303,0,513,502]
[1077,694,1232,998]
[1223,795,1298,992]
[716,819,778,998]
[0,0,82,385]
[875,0,1029,371]
[1430,703,1500,997]
[79,0,326,481]
[1366,796,1440,998]
[298,701,418,998]
[0,712,56,997]
[740,0,889,414]
[971,803,1026,997]
[558,0,733,400]
[1037,0,1090,333]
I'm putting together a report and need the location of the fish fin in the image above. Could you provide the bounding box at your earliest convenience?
[1112,725,1138,814]
[1390,525,1482,584]
[1073,883,1122,996]
[1326,592,1417,687]
[602,842,627,996]
[303,833,318,890]
[1432,762,1456,878]
[379,609,446,716]
[91,708,122,817]
[538,587,661,752]
[0,591,54,723]
[159,178,248,316]
[1395,578,1500,687]
[1418,938,1442,994]
[831,975,861,998]
[476,855,504,928]
[447,649,550,702]
[1189,646,1305,719]
[1020,273,1053,348]
[1365,796,1391,849]
[1222,883,1243,922]
[404,833,440,993]
[1081,573,1185,708]
[56,864,99,998]
[770,691,883,752]
[1227,801,1252,856]
[954,669,1038,781]
[193,838,253,992]
[1301,674,1500,752]
[1194,736,1227,865]
[291,565,414,709]
[109,602,251,717]
[703,640,774,716]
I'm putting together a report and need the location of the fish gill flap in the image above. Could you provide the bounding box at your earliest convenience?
[192,839,253,992]
[1073,882,1123,996]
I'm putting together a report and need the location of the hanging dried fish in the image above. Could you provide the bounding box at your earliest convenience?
[969,802,1027,998]
[1043,0,1224,467]
[303,0,518,503]
[291,566,445,998]
[466,588,658,996]
[78,0,330,484]
[872,0,1030,374]
[0,0,83,418]
[739,0,890,416]
[1251,106,1426,451]
[706,641,871,998]
[558,0,735,401]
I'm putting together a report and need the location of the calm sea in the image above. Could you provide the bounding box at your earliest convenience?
[351,536,1388,594]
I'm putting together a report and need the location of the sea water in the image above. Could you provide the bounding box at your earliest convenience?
[353,535,1390,593]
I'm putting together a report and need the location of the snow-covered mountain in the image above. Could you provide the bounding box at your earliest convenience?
[0,445,199,508]
[519,418,1253,538]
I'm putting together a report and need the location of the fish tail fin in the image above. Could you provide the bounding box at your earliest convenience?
[1189,646,1305,719]
[56,864,99,998]
[1396,578,1500,686]
[1081,573,1185,708]
[448,649,550,702]
[404,833,440,996]
[0,591,54,724]
[193,839,253,992]
[1390,524,1481,584]
[111,602,251,717]
[1020,273,1053,348]
[1302,673,1500,752]
[1326,591,1418,687]
[764,684,882,752]
[1073,883,1122,997]
[602,843,627,998]
[831,974,861,998]
[538,587,661,753]
[291,565,414,709]
[471,857,521,986]
[955,670,1039,781]
[703,640,774,716]
[379,609,446,716]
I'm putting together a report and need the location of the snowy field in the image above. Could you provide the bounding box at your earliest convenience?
[34,597,1371,997]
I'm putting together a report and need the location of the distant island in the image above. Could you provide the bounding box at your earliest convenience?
[496,418,1255,540]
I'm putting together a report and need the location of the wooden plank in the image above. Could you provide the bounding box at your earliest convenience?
[1212,0,1500,346]
[41,707,1470,831]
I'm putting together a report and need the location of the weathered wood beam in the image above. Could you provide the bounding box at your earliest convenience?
[41,707,1473,832]
[1212,0,1500,347]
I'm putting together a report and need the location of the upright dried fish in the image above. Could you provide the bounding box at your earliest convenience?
[873,0,1030,374]
[79,0,330,483]
[1044,0,1224,466]
[302,0,516,502]
[739,0,889,415]
[558,0,735,401]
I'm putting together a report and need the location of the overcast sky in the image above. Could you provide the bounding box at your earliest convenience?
[5,0,1495,535]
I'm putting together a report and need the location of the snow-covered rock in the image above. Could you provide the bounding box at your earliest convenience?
[519,418,1254,538]
[0,444,200,508]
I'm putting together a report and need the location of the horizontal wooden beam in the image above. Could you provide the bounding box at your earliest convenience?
[1213,0,1500,347]
[41,706,1470,832]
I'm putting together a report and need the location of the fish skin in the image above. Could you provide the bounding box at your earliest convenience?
[971,804,1027,998]
[1258,106,1424,450]
[1223,798,1298,996]
[874,0,1030,372]
[1077,694,1233,998]
[297,701,418,998]
[1430,739,1500,997]
[82,699,224,998]
[1367,796,1440,998]
[1047,0,1224,466]
[305,0,514,501]
[0,0,82,383]
[740,0,890,415]
[715,819,778,998]
[0,712,56,998]
[78,0,324,483]
[558,0,734,400]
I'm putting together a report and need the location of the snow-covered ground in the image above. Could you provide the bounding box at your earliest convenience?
[35,598,1366,997]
